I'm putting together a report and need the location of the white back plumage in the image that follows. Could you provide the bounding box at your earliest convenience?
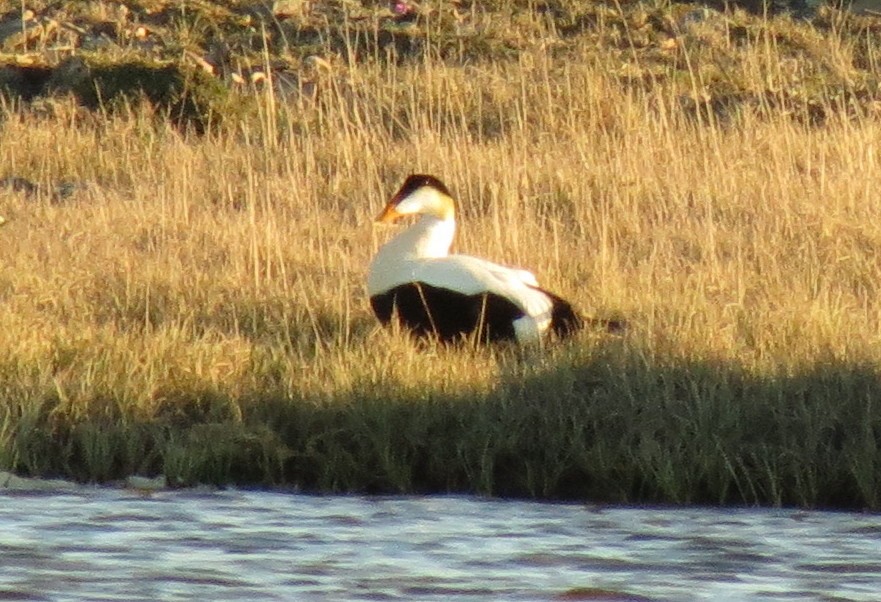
[368,185,556,343]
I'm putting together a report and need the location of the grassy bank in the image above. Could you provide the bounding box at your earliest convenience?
[2,1,881,509]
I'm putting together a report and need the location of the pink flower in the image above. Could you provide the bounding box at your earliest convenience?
[392,1,412,15]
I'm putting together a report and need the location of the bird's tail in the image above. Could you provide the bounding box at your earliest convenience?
[532,289,582,338]
[540,288,626,337]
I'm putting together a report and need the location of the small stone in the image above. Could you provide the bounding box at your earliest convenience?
[274,0,310,19]
[126,475,168,491]
[303,55,332,72]
[0,471,78,491]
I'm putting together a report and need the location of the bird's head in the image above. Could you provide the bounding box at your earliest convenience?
[375,174,455,224]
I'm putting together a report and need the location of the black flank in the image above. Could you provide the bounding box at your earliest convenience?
[370,282,524,343]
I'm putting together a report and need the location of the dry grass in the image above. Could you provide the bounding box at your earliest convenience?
[1,5,881,507]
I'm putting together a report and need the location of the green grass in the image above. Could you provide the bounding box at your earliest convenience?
[1,1,881,509]
[2,339,880,509]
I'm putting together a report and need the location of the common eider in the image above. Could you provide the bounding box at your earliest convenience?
[367,174,583,344]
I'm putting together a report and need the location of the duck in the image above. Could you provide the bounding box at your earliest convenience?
[367,174,583,344]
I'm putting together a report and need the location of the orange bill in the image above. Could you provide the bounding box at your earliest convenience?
[374,202,404,223]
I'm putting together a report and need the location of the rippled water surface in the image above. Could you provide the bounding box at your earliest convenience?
[1,488,880,601]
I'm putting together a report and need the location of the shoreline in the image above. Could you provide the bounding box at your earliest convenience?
[2,1,881,511]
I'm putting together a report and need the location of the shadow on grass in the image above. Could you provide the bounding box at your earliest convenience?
[2,340,880,510]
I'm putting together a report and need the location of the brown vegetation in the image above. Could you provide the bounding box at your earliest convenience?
[1,1,881,507]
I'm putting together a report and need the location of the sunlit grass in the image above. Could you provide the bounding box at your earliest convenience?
[1,5,881,508]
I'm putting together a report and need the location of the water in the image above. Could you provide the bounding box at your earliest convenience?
[1,488,879,601]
